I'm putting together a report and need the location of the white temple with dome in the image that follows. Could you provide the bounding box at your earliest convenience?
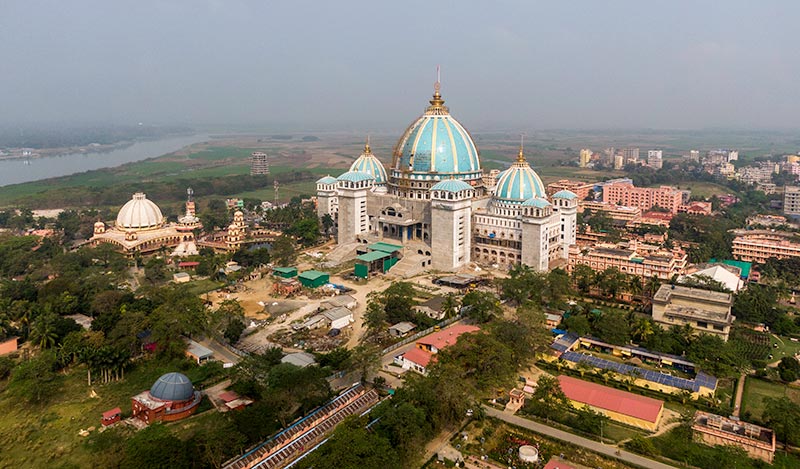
[91,190,200,256]
[317,80,577,273]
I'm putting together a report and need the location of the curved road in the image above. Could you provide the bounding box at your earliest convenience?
[483,406,678,469]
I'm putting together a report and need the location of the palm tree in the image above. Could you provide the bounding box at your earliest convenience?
[645,276,662,300]
[627,277,644,304]
[30,315,58,349]
[441,293,460,318]
[631,317,654,344]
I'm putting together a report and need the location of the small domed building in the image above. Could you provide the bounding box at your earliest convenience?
[317,78,578,272]
[91,190,199,256]
[131,372,201,424]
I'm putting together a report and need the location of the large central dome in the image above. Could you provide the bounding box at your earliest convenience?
[116,192,164,230]
[390,85,482,186]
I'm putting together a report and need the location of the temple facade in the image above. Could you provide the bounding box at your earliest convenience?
[318,82,577,272]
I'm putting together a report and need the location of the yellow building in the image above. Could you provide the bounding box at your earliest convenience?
[557,375,664,431]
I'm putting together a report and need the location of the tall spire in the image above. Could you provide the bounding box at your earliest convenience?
[517,134,526,163]
[427,65,447,113]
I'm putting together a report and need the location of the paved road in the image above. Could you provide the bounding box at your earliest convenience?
[197,337,242,365]
[483,406,678,469]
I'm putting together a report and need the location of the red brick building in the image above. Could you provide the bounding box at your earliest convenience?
[131,372,201,424]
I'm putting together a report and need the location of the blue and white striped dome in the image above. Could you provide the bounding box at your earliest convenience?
[431,179,473,193]
[337,171,374,183]
[349,142,387,185]
[521,197,552,208]
[316,176,337,185]
[552,189,578,200]
[493,150,546,203]
[391,87,482,182]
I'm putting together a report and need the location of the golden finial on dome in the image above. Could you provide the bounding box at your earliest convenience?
[517,134,526,163]
[364,135,371,154]
[426,65,448,114]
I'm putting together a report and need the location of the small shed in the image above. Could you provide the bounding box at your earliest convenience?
[178,261,200,269]
[303,314,331,330]
[173,272,191,283]
[355,250,396,278]
[272,266,298,278]
[281,352,317,368]
[389,321,417,337]
[322,307,354,330]
[298,270,330,288]
[185,340,213,364]
[368,241,403,254]
[416,296,448,320]
[101,407,121,426]
[321,294,357,310]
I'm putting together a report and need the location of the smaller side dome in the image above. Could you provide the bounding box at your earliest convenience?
[150,372,194,401]
[349,141,388,185]
[521,197,552,208]
[317,175,338,185]
[430,179,473,192]
[337,171,375,183]
[552,189,578,200]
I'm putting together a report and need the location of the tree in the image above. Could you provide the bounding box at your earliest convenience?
[121,423,195,469]
[30,313,59,349]
[286,218,320,246]
[597,267,626,299]
[295,416,401,469]
[348,344,381,383]
[625,435,659,456]
[562,314,591,336]
[526,375,569,422]
[461,290,502,323]
[270,235,297,266]
[593,311,630,345]
[9,350,60,403]
[321,214,335,236]
[572,264,595,293]
[777,357,800,383]
[631,317,655,344]
[763,396,800,445]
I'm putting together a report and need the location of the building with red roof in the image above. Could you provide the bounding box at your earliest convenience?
[395,325,479,375]
[101,407,121,426]
[557,375,664,431]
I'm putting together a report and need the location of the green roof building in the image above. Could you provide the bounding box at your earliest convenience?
[298,270,330,288]
[272,267,298,278]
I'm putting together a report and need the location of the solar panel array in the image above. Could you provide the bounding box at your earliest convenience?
[551,333,579,353]
[561,351,716,392]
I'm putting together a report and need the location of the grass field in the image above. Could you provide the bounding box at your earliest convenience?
[648,181,734,198]
[0,357,226,468]
[740,377,800,420]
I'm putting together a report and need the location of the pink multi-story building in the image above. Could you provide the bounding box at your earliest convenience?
[602,182,683,213]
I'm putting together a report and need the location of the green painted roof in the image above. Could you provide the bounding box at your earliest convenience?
[298,270,329,280]
[711,259,751,278]
[273,267,297,274]
[368,242,403,253]
[357,251,391,262]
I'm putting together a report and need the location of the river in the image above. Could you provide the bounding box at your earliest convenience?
[0,134,209,187]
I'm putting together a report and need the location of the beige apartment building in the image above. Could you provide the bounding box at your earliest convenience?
[602,182,683,213]
[567,242,688,280]
[580,201,642,223]
[652,284,734,341]
[546,179,594,201]
[732,230,800,263]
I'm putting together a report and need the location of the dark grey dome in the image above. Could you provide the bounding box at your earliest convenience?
[150,372,194,401]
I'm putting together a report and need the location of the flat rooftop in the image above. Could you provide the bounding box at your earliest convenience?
[653,284,732,304]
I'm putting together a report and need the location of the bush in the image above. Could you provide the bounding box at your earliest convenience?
[625,435,659,456]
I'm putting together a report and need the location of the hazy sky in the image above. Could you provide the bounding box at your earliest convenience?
[1,1,798,131]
